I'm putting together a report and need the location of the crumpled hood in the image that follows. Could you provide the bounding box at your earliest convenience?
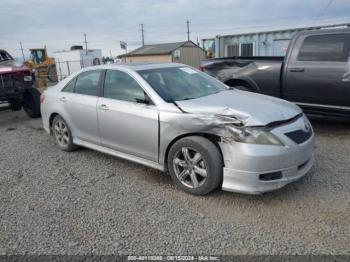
[175,90,302,126]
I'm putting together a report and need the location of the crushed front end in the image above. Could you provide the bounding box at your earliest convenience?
[0,50,35,108]
[0,69,34,100]
[218,114,315,194]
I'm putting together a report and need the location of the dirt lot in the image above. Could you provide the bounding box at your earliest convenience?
[0,109,349,255]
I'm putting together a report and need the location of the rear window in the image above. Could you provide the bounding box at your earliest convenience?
[298,34,348,62]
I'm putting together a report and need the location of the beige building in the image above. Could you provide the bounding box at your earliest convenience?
[120,41,206,69]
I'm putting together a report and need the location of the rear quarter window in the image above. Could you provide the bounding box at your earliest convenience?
[62,78,76,93]
[298,34,349,62]
[74,70,101,96]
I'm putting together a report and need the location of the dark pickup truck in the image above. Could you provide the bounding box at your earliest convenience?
[201,28,350,117]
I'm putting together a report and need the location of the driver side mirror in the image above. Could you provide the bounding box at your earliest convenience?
[136,92,152,105]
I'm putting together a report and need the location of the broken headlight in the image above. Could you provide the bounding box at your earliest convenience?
[230,126,284,146]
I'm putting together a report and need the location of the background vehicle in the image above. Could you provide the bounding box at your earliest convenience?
[24,47,58,83]
[0,49,41,118]
[41,63,314,195]
[201,28,350,117]
[52,46,102,80]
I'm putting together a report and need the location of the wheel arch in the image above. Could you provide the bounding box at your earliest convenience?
[224,77,260,92]
[48,112,59,135]
[163,132,224,171]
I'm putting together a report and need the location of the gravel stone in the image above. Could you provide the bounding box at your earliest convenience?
[0,110,349,255]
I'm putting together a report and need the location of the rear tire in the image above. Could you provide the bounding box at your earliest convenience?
[167,136,223,195]
[52,115,78,152]
[47,65,58,82]
[93,58,101,65]
[23,88,41,118]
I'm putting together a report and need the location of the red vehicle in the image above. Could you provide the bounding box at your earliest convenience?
[0,49,41,118]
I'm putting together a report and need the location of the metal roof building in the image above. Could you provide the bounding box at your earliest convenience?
[202,22,350,58]
[120,41,206,68]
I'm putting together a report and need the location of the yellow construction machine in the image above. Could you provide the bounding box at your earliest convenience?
[24,47,58,85]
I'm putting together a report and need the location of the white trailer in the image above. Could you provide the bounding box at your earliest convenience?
[53,49,102,80]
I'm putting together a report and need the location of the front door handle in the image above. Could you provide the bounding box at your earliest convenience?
[289,68,305,73]
[59,97,66,102]
[99,104,109,111]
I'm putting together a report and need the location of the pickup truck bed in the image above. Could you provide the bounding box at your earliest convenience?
[201,56,284,98]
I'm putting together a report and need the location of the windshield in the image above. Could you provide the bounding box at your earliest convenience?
[138,66,228,102]
[0,50,13,62]
[30,50,45,64]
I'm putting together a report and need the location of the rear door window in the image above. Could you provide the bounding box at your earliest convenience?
[74,70,101,96]
[298,34,348,62]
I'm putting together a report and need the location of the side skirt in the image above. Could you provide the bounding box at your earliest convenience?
[73,138,164,171]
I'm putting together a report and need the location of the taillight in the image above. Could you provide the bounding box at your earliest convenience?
[40,94,45,103]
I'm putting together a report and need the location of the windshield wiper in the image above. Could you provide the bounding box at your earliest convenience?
[180,97,196,101]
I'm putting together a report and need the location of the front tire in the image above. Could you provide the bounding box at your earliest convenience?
[52,115,78,152]
[47,65,58,82]
[167,136,223,195]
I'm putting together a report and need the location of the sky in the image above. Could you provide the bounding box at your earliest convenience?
[1,0,350,58]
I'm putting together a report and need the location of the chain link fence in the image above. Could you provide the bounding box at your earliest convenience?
[36,57,102,88]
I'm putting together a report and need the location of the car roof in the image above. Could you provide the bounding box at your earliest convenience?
[87,62,186,72]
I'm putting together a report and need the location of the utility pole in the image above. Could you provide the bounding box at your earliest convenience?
[19,42,25,61]
[186,19,190,41]
[140,24,145,46]
[83,33,88,54]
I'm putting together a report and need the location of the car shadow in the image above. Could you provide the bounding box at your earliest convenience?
[307,114,350,134]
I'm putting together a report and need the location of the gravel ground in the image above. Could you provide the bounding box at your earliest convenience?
[0,110,349,255]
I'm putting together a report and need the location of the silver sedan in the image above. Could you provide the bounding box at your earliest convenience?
[41,63,315,195]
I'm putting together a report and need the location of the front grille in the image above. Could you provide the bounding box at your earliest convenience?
[0,74,24,89]
[285,129,312,144]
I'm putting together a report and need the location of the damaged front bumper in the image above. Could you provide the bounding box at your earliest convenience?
[218,116,315,194]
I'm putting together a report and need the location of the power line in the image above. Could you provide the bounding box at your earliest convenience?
[142,11,346,33]
[314,0,335,23]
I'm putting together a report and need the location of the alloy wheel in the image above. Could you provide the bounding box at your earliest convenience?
[173,147,208,188]
[54,120,69,147]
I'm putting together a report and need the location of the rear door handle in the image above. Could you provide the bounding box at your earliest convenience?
[289,68,305,72]
[59,97,66,102]
[99,104,109,111]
